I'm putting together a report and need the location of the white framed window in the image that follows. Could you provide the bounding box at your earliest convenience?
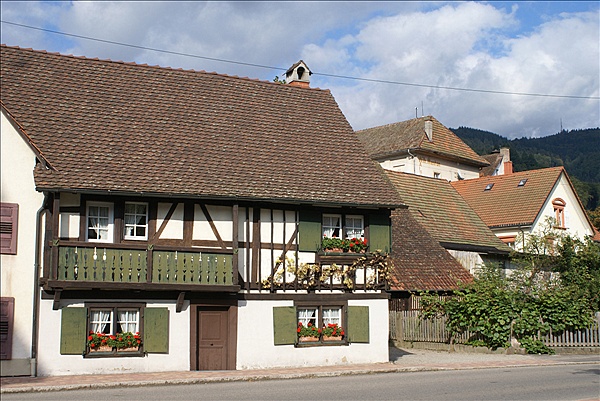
[90,308,140,335]
[86,202,114,242]
[345,215,364,239]
[322,214,341,238]
[552,198,566,228]
[124,202,148,240]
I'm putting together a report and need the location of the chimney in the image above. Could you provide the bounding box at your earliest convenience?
[285,60,311,88]
[503,161,513,174]
[424,116,433,141]
[499,147,510,161]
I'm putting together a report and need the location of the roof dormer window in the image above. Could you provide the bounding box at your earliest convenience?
[518,179,527,187]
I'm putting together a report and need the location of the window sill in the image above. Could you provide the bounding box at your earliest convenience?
[296,340,347,347]
[84,349,144,358]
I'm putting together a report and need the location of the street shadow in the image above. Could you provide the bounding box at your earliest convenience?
[571,368,600,376]
[389,346,414,362]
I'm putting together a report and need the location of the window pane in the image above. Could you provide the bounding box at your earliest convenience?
[297,308,318,326]
[125,215,136,225]
[345,216,364,239]
[136,227,146,237]
[117,309,139,333]
[90,309,112,334]
[98,207,109,218]
[136,204,147,215]
[323,215,341,238]
[323,308,341,325]
[125,204,136,214]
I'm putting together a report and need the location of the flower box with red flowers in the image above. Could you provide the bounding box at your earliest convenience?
[297,322,320,342]
[88,331,143,353]
[321,323,344,341]
[321,237,367,253]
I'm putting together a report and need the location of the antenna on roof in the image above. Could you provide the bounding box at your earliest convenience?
[421,101,424,117]
[415,107,418,118]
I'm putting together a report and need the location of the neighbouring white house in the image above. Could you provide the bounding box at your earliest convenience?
[1,108,47,376]
[355,116,490,182]
[452,167,599,250]
[1,46,404,376]
[355,116,510,275]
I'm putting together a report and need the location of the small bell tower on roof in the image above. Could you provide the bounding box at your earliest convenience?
[285,60,312,88]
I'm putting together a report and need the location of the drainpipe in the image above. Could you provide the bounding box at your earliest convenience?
[407,148,417,175]
[31,196,47,377]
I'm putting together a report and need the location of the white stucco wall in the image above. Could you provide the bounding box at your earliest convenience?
[492,173,595,253]
[532,174,594,240]
[379,154,480,181]
[36,299,190,376]
[236,298,389,370]
[157,202,184,239]
[1,111,46,375]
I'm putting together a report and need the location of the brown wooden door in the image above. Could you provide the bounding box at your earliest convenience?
[197,307,229,370]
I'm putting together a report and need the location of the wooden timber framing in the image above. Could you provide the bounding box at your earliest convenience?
[44,193,389,295]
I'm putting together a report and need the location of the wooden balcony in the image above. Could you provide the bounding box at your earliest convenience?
[44,243,238,293]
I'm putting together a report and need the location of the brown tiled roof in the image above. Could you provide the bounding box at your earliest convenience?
[356,116,489,167]
[480,153,503,176]
[0,45,401,208]
[389,208,472,291]
[384,170,511,253]
[451,167,565,228]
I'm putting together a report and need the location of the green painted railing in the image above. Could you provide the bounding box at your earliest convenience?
[152,251,233,285]
[58,247,147,283]
[57,246,234,286]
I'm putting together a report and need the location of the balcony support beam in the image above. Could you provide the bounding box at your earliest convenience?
[176,291,185,313]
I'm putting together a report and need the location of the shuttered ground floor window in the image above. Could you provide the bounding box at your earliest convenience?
[60,304,169,357]
[273,303,369,346]
[1,297,14,360]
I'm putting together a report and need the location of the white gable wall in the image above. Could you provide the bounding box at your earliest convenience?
[379,154,480,181]
[531,173,595,240]
[1,110,45,376]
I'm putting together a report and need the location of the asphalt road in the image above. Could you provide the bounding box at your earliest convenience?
[3,364,599,401]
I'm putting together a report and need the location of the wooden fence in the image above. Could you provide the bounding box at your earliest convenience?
[390,310,600,348]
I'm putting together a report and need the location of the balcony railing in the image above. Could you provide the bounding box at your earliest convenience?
[56,245,234,287]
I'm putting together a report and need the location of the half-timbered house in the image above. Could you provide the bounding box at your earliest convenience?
[0,46,403,376]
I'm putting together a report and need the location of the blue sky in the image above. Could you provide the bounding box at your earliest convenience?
[1,1,598,139]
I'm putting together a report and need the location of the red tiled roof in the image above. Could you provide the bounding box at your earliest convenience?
[0,45,402,208]
[356,116,489,167]
[384,170,511,253]
[389,208,472,291]
[451,167,565,228]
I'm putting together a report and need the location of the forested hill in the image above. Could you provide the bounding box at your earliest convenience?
[450,127,600,210]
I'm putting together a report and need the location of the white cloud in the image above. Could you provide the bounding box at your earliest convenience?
[1,1,598,138]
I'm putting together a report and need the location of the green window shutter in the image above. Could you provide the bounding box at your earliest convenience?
[273,306,297,345]
[298,210,322,252]
[347,306,369,343]
[144,307,169,353]
[368,213,391,253]
[60,307,87,355]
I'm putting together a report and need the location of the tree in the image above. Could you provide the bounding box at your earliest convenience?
[421,221,597,354]
[588,206,600,231]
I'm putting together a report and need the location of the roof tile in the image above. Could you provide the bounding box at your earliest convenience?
[452,167,564,228]
[356,116,489,166]
[1,45,402,208]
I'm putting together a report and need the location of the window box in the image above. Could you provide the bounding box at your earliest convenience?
[321,237,368,254]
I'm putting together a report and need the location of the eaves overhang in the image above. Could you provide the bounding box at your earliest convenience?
[34,186,407,210]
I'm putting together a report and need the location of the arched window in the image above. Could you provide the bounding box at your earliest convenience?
[552,198,566,228]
